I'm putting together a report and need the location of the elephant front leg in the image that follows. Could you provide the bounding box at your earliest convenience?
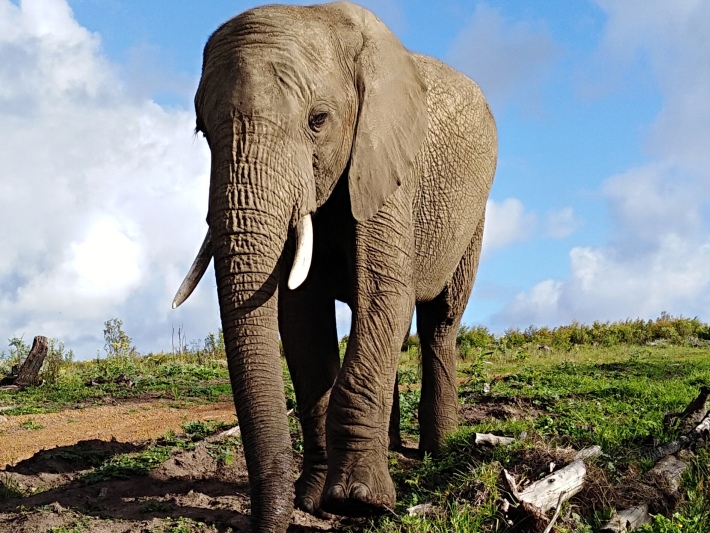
[321,213,415,517]
[279,265,340,516]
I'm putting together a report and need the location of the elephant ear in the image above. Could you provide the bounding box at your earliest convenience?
[327,3,428,222]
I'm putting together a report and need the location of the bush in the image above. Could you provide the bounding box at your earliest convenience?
[0,336,73,385]
[103,318,137,358]
[455,326,494,359]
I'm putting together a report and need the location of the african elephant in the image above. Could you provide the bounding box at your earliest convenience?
[173,2,497,530]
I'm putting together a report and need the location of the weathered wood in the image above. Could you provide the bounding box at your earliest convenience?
[648,411,710,462]
[542,490,566,533]
[575,445,603,461]
[501,461,587,533]
[13,336,49,388]
[475,433,515,446]
[407,502,436,517]
[647,455,688,496]
[600,504,651,532]
[663,385,709,432]
[517,459,587,513]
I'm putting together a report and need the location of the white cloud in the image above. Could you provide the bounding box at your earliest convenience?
[447,3,561,113]
[482,198,536,255]
[335,303,351,340]
[594,0,710,174]
[499,236,710,328]
[546,207,581,239]
[0,0,214,357]
[496,1,710,329]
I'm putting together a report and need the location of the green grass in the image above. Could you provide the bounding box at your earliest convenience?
[81,419,237,484]
[363,343,710,532]
[2,317,710,530]
[0,474,25,500]
[49,517,90,533]
[19,419,44,430]
[0,354,232,416]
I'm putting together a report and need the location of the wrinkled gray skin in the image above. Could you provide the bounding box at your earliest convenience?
[176,2,496,530]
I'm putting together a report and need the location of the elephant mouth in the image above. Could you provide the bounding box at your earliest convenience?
[172,213,313,309]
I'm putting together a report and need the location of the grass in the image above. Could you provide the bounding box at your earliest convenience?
[81,419,236,484]
[19,419,44,430]
[2,315,710,530]
[361,343,710,532]
[0,353,232,416]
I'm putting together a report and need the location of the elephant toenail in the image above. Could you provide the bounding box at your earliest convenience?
[327,485,346,501]
[350,482,370,501]
[298,496,314,514]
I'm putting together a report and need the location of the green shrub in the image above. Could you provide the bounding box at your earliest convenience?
[103,318,137,358]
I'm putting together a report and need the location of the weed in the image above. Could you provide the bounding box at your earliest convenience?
[181,419,229,441]
[399,386,421,436]
[140,500,172,513]
[49,517,90,533]
[19,419,44,430]
[0,474,24,500]
[103,318,137,358]
[82,445,174,483]
[163,516,208,532]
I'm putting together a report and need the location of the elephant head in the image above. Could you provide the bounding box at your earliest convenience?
[174,3,427,529]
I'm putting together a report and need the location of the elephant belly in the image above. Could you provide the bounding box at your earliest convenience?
[413,198,484,303]
[411,54,496,303]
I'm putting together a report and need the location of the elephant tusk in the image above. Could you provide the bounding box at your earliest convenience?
[287,214,313,290]
[172,230,213,309]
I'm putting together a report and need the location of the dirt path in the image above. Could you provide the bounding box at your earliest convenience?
[0,401,237,468]
[0,400,341,532]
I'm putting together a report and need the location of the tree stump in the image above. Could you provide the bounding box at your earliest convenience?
[1,336,49,389]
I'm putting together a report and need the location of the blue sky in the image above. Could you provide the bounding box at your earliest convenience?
[1,0,709,358]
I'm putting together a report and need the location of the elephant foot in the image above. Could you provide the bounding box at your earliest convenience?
[320,455,395,517]
[295,462,331,518]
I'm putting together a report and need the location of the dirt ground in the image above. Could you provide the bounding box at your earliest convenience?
[0,401,238,468]
[0,401,342,532]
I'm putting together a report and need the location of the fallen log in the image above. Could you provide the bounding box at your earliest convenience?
[647,410,710,462]
[600,504,651,532]
[663,386,709,432]
[475,433,515,447]
[603,386,710,531]
[647,455,688,497]
[501,459,587,532]
[574,445,602,461]
[517,459,586,513]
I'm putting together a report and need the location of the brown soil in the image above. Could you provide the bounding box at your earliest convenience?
[0,401,347,532]
[0,401,238,468]
[458,395,543,425]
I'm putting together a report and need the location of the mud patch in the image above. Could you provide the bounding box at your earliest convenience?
[0,398,347,531]
[0,435,340,532]
[458,395,544,425]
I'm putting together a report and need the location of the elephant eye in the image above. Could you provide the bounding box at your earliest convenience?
[309,112,328,132]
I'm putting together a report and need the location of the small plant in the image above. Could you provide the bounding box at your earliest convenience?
[0,474,24,500]
[19,419,44,430]
[140,500,172,513]
[49,518,90,533]
[181,419,229,440]
[83,445,174,483]
[40,338,74,385]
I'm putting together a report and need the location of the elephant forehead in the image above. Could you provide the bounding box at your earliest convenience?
[198,44,343,123]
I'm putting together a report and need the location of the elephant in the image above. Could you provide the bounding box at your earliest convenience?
[173,2,497,530]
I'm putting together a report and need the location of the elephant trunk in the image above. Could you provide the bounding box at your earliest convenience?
[208,120,314,531]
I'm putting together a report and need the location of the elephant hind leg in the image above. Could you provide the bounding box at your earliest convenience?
[416,219,484,455]
[279,265,340,516]
[388,323,414,451]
